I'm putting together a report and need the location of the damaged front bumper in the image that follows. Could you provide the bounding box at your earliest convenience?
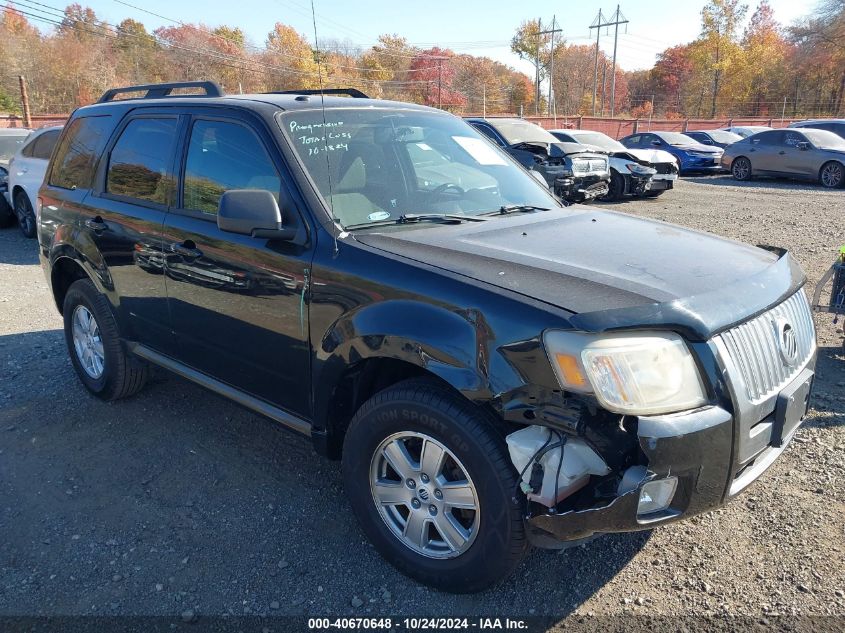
[554,174,610,202]
[525,350,816,546]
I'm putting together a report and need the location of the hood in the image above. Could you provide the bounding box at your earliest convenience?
[620,148,677,164]
[514,140,606,160]
[355,208,803,340]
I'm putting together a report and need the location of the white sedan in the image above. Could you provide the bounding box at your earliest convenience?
[6,126,62,238]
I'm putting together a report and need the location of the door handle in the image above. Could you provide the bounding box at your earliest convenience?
[85,216,106,231]
[779,151,786,155]
[749,148,755,152]
[169,241,203,258]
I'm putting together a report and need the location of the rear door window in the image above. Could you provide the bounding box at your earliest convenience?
[182,119,281,215]
[106,117,178,205]
[49,116,113,190]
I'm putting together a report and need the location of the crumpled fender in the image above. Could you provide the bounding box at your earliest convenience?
[316,299,493,395]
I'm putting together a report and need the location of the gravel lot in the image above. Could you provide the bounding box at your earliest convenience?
[0,176,843,629]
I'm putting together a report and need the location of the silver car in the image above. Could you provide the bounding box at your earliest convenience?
[721,128,845,188]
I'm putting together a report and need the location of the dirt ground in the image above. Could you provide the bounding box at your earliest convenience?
[0,175,843,630]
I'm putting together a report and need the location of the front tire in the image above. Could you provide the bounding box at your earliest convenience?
[819,161,844,188]
[63,279,149,401]
[14,191,36,238]
[602,171,626,201]
[342,379,528,593]
[732,156,752,181]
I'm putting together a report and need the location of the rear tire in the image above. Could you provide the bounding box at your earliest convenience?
[14,191,36,238]
[819,161,844,188]
[732,156,752,181]
[63,279,149,401]
[342,378,528,593]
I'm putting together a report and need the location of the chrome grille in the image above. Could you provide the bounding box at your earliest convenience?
[719,290,816,403]
[572,158,607,173]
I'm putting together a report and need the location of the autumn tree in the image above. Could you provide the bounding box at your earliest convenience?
[700,0,748,116]
[408,47,465,109]
[510,20,551,113]
[263,22,319,91]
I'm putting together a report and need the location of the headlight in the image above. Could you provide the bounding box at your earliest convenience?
[625,162,652,175]
[543,330,707,415]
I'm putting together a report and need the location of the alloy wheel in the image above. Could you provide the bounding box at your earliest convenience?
[733,158,750,180]
[369,431,480,559]
[821,162,843,188]
[15,195,34,236]
[71,305,105,379]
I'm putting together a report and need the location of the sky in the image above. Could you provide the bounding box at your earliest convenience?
[36,0,818,73]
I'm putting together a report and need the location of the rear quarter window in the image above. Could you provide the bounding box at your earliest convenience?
[31,130,61,160]
[49,116,113,190]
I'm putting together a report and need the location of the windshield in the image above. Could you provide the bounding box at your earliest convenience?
[568,132,625,152]
[657,132,700,145]
[487,119,558,145]
[801,128,845,150]
[280,108,560,229]
[704,130,742,144]
[0,133,29,161]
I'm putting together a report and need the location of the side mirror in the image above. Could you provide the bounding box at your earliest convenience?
[797,142,810,151]
[217,189,295,240]
[651,140,662,146]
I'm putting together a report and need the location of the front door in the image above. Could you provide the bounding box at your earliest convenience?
[162,113,312,418]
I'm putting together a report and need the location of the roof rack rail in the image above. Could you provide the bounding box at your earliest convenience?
[272,88,369,99]
[97,81,224,103]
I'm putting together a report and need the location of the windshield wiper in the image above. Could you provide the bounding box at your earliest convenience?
[343,213,487,231]
[481,204,551,216]
[397,213,487,224]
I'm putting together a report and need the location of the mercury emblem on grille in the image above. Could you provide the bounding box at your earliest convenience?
[775,318,799,366]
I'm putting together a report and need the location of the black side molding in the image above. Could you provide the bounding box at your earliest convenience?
[129,344,311,436]
[98,81,224,103]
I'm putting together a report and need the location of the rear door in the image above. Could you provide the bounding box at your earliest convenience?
[81,111,181,354]
[162,110,313,418]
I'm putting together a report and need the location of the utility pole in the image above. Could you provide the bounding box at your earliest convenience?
[588,9,605,116]
[437,58,443,109]
[18,75,32,129]
[539,16,563,120]
[588,6,628,118]
[534,18,542,115]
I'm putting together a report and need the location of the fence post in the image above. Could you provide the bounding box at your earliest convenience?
[633,119,639,134]
[577,115,583,130]
[682,119,688,132]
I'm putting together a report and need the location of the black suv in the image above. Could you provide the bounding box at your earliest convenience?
[39,82,817,593]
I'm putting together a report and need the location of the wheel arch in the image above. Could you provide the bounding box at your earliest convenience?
[311,300,514,459]
[49,248,111,315]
